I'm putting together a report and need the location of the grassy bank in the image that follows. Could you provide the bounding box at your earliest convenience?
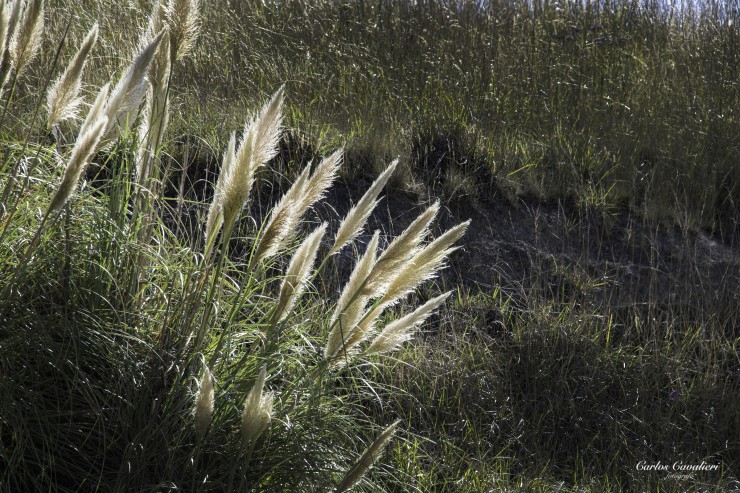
[1,0,737,491]
[19,0,734,236]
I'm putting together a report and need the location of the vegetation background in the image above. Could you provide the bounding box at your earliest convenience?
[0,0,737,491]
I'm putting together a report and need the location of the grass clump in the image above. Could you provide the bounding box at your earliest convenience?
[0,2,467,490]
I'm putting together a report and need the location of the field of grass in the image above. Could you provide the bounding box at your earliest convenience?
[1,0,738,491]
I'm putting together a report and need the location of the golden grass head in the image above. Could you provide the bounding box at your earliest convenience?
[241,366,274,445]
[46,22,99,129]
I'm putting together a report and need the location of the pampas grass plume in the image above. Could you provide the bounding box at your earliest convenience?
[0,0,22,84]
[253,148,340,263]
[329,159,397,256]
[335,420,401,493]
[380,220,470,307]
[79,81,110,136]
[46,23,98,129]
[365,200,439,295]
[135,30,171,183]
[333,220,469,357]
[324,231,379,359]
[47,116,108,214]
[9,0,43,78]
[273,222,327,323]
[166,0,200,61]
[194,364,214,441]
[241,366,274,445]
[103,29,165,141]
[0,3,10,72]
[5,0,21,43]
[220,86,284,237]
[365,291,451,355]
[298,148,342,211]
[204,131,236,250]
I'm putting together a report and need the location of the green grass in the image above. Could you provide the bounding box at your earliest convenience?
[1,0,738,491]
[18,0,734,236]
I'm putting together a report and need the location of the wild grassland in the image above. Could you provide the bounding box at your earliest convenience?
[0,0,737,492]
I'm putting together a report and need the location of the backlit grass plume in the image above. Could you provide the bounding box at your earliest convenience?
[47,116,108,214]
[102,28,165,141]
[328,159,397,256]
[273,222,327,324]
[0,0,21,92]
[0,3,10,77]
[216,87,284,242]
[79,81,109,136]
[204,131,236,253]
[166,0,200,62]
[241,366,274,445]
[136,30,170,183]
[8,0,43,80]
[324,231,379,360]
[46,23,98,129]
[364,200,439,296]
[335,420,401,493]
[254,149,341,263]
[326,220,469,360]
[365,291,451,355]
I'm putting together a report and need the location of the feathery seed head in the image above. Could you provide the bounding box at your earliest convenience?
[46,23,99,129]
[0,4,10,71]
[336,420,401,493]
[365,291,451,355]
[324,231,379,360]
[80,82,110,136]
[298,148,342,212]
[252,199,297,263]
[241,366,274,445]
[204,131,236,250]
[329,159,397,256]
[135,32,171,184]
[142,1,166,49]
[47,116,108,214]
[274,222,327,323]
[194,364,214,441]
[220,87,284,237]
[380,220,470,308]
[5,0,22,42]
[166,0,200,61]
[254,147,340,263]
[103,29,165,141]
[333,220,469,356]
[365,200,440,295]
[9,0,43,78]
